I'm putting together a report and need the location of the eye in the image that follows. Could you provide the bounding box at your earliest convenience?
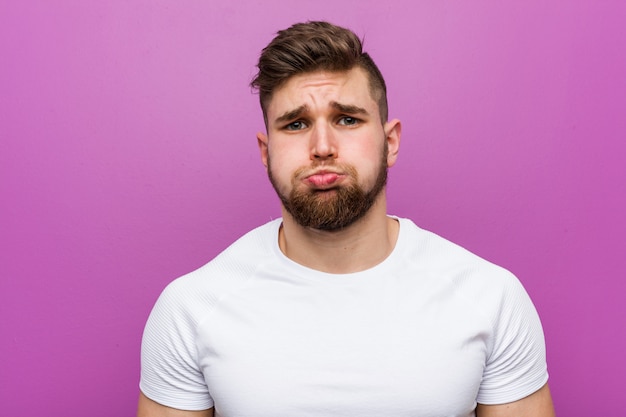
[338,116,359,126]
[284,120,308,131]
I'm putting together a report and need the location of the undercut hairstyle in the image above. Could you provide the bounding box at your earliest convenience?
[251,21,388,125]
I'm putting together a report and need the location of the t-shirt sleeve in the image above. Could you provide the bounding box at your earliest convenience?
[477,273,549,405]
[139,281,214,410]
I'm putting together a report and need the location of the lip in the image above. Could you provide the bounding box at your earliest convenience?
[304,170,345,188]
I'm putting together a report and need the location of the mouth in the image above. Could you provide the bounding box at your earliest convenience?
[304,170,345,189]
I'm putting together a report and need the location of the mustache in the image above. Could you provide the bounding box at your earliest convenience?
[293,164,358,180]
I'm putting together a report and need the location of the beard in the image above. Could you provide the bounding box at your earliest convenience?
[267,145,389,231]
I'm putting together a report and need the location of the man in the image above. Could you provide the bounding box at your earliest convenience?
[138,21,555,417]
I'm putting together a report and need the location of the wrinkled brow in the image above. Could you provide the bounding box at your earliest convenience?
[274,105,308,124]
[273,101,370,125]
[330,101,369,116]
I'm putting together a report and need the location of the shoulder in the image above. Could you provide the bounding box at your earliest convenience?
[396,219,548,403]
[396,218,531,319]
[398,218,517,284]
[139,219,284,408]
[155,219,282,322]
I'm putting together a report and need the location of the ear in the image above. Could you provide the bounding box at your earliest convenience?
[384,119,402,168]
[257,131,269,169]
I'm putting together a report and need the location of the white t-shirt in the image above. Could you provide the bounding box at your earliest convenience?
[140,218,548,416]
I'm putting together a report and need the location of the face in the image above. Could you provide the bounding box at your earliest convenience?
[257,67,401,231]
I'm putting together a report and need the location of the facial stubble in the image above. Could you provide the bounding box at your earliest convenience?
[267,142,389,231]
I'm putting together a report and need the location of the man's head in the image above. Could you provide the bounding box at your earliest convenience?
[253,22,401,232]
[251,21,388,126]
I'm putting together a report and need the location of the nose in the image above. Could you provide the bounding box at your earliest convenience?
[310,124,337,161]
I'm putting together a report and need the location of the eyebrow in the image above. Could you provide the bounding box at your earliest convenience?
[273,101,370,125]
[330,101,369,116]
[274,105,308,125]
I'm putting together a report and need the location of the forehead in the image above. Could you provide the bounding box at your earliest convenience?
[266,68,376,117]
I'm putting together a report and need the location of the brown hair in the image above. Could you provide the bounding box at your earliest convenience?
[250,21,388,125]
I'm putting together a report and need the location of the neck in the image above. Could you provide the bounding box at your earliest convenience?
[278,196,399,274]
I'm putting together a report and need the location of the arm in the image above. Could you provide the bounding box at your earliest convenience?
[476,383,555,417]
[137,392,214,417]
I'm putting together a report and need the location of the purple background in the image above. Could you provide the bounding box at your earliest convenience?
[1,1,625,416]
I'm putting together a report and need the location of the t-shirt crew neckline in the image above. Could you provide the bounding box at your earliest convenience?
[268,215,407,282]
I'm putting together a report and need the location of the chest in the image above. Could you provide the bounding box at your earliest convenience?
[197,280,489,417]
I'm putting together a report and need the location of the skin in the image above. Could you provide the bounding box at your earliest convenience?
[257,67,401,273]
[476,384,556,417]
[137,66,555,416]
[137,393,214,417]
